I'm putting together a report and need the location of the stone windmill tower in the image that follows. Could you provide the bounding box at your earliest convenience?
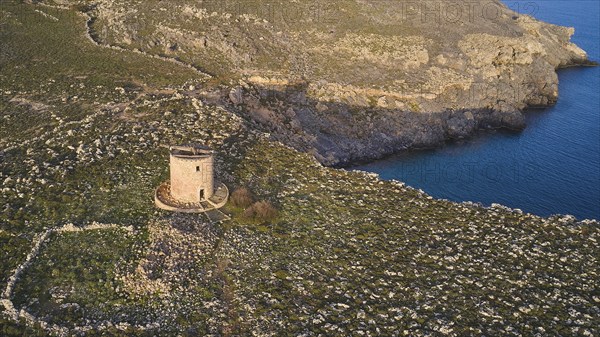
[168,144,214,202]
[155,144,228,213]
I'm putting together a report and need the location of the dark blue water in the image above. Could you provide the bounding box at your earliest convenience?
[354,1,600,220]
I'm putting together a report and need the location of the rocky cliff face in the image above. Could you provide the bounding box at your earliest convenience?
[50,0,593,165]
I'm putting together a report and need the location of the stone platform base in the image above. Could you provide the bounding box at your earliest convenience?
[155,181,229,213]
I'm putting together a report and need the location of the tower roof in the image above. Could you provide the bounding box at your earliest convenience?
[170,144,213,158]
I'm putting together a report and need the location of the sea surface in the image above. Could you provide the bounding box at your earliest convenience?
[353,1,600,220]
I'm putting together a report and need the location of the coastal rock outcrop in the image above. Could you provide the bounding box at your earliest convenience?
[53,0,594,165]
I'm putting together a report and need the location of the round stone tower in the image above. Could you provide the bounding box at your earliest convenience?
[169,145,214,203]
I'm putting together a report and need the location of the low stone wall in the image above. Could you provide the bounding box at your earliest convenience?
[1,223,139,336]
[155,181,228,213]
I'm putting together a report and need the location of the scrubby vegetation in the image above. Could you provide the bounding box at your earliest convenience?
[229,188,278,224]
[1,1,598,336]
[242,201,279,223]
[229,188,254,209]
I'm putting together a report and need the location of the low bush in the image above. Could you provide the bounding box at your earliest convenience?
[230,188,254,208]
[242,201,278,223]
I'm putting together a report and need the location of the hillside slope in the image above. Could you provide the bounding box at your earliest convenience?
[1,1,598,336]
[48,0,595,165]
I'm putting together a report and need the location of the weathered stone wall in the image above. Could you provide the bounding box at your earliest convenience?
[170,154,214,202]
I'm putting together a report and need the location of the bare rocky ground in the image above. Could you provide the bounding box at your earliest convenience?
[0,1,598,336]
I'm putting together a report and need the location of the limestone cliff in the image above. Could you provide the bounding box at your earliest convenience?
[50,0,594,165]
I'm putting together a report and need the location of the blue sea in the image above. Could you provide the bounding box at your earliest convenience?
[354,1,600,220]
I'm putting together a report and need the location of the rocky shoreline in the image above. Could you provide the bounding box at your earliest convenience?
[222,85,533,167]
[219,57,594,167]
